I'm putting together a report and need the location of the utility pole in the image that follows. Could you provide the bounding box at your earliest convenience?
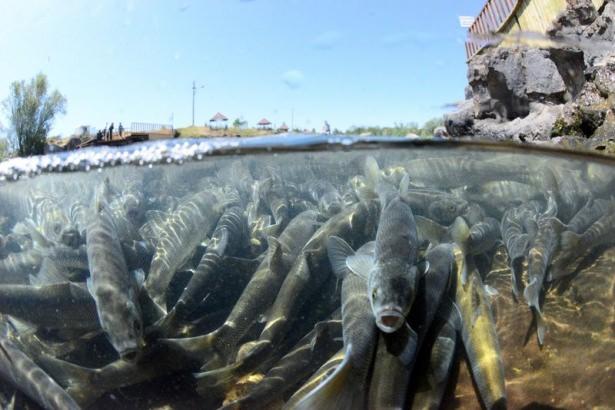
[192,81,204,126]
[291,108,294,131]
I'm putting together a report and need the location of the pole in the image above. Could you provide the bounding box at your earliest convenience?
[192,81,196,126]
[291,108,294,131]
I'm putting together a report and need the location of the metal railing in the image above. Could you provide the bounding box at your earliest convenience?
[466,0,519,60]
[130,122,173,133]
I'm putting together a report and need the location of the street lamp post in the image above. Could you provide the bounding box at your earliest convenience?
[192,81,205,126]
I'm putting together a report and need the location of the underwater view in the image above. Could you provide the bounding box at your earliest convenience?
[0,137,612,409]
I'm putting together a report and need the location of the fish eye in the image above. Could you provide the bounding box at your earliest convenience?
[371,288,378,300]
[448,205,455,212]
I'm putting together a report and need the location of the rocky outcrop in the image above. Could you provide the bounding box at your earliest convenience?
[446,0,615,147]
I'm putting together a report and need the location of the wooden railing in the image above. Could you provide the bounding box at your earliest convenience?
[466,0,519,60]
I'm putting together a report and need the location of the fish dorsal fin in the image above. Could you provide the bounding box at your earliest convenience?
[326,236,355,280]
[364,156,380,189]
[399,173,410,196]
[543,192,558,218]
[267,236,285,274]
[346,254,373,280]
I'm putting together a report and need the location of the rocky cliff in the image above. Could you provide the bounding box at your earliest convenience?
[446,0,615,151]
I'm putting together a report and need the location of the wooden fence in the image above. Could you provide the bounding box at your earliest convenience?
[465,0,520,60]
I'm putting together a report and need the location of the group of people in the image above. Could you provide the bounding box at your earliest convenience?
[96,122,125,141]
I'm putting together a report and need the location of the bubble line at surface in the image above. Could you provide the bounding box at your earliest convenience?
[1,134,615,183]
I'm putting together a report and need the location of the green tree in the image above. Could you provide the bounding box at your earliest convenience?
[2,73,66,156]
[419,117,444,137]
[232,118,247,129]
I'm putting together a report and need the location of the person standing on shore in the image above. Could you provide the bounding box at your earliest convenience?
[108,123,114,141]
[118,123,124,138]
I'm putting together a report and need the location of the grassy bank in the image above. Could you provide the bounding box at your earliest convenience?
[177,126,275,138]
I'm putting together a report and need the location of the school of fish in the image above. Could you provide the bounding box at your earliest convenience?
[0,148,612,409]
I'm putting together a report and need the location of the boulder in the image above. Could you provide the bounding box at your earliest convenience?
[593,60,615,96]
[444,100,475,137]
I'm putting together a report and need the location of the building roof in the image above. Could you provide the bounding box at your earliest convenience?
[258,118,271,126]
[210,112,228,122]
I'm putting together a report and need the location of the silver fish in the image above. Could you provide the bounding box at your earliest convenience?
[142,190,222,314]
[86,180,143,360]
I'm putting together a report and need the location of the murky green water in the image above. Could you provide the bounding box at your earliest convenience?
[0,137,612,409]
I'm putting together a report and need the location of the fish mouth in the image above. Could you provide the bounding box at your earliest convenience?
[376,308,405,333]
[120,346,141,362]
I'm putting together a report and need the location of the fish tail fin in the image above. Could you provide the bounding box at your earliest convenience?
[510,257,524,302]
[292,344,361,410]
[195,361,242,393]
[523,277,540,311]
[450,217,470,284]
[560,230,581,253]
[326,236,354,279]
[35,354,101,407]
[534,307,546,347]
[160,329,221,363]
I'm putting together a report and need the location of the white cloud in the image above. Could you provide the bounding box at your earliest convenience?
[282,69,304,89]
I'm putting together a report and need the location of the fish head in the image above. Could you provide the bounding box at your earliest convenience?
[368,262,418,333]
[319,192,343,217]
[428,197,468,225]
[124,196,145,226]
[102,293,144,361]
[60,226,82,248]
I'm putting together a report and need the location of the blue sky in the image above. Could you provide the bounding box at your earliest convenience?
[0,0,485,135]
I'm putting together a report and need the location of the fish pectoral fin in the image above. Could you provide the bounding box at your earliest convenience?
[326,236,355,280]
[417,258,430,277]
[415,215,448,245]
[483,284,499,297]
[345,254,373,281]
